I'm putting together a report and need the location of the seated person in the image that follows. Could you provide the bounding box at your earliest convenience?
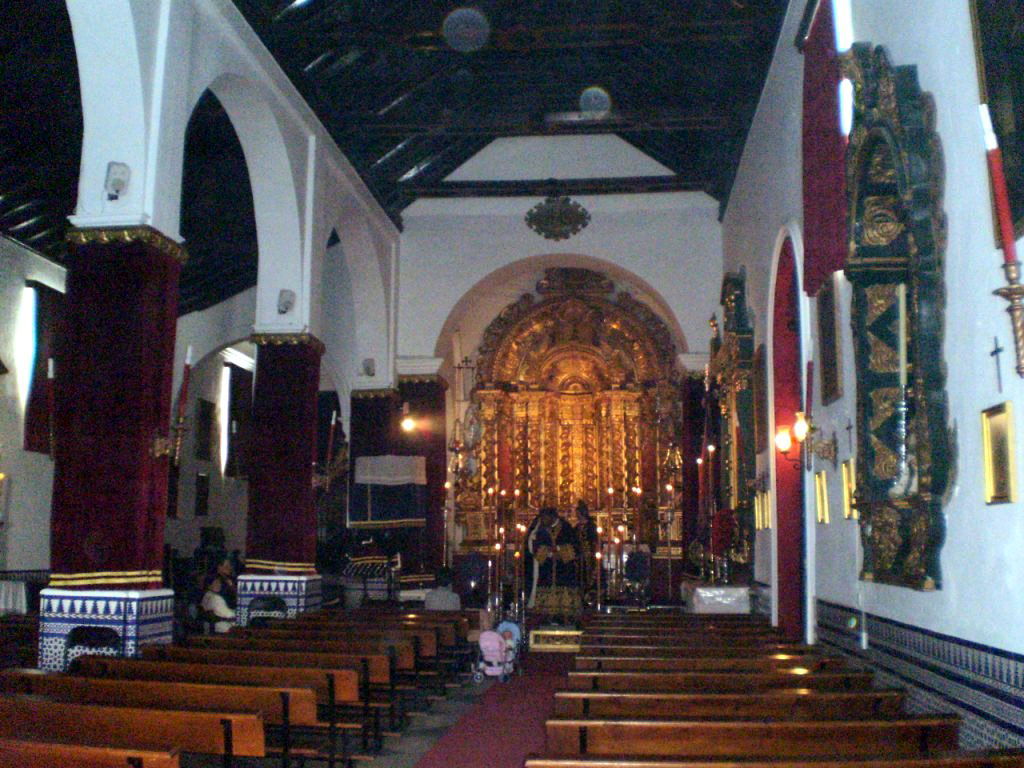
[200,557,236,633]
[424,567,462,611]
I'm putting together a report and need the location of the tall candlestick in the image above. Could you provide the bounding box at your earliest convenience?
[47,358,55,457]
[897,282,907,389]
[326,410,337,466]
[173,351,192,465]
[981,105,1019,266]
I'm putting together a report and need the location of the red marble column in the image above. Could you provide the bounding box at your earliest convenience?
[245,335,322,573]
[49,227,184,590]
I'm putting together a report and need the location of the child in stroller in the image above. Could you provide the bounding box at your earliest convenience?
[473,620,521,683]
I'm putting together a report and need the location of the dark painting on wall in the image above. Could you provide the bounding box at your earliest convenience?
[972,0,1024,236]
[194,472,210,517]
[195,398,214,462]
[817,277,842,405]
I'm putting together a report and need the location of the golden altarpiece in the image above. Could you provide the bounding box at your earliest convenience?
[452,268,685,553]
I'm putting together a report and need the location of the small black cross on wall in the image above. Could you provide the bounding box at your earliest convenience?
[991,336,1005,393]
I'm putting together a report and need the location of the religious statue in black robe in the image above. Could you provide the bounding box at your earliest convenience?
[524,506,581,621]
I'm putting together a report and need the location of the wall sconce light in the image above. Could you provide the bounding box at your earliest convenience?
[774,426,800,467]
[400,401,416,433]
[777,411,838,469]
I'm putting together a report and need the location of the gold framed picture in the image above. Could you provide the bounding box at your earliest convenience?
[841,459,857,520]
[814,470,830,524]
[982,402,1016,504]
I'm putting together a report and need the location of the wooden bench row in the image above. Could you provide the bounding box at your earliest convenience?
[3,605,472,767]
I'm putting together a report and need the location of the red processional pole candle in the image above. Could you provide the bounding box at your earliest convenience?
[981,105,1019,265]
[983,104,1024,378]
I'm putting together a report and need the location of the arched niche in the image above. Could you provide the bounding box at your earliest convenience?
[842,44,953,590]
[457,267,681,548]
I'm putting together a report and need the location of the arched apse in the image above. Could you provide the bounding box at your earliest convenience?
[434,253,689,375]
[770,234,806,641]
[199,73,304,332]
[179,90,258,314]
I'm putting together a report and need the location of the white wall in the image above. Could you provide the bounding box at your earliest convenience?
[162,346,252,559]
[721,0,807,596]
[401,191,722,364]
[725,0,1024,654]
[0,238,65,570]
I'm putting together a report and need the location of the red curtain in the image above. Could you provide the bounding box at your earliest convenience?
[773,238,805,640]
[23,281,65,454]
[246,342,320,570]
[802,0,848,296]
[50,235,180,589]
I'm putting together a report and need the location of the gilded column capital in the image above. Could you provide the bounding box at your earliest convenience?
[66,225,188,264]
[250,332,326,355]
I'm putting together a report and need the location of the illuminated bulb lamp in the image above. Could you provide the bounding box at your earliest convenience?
[707,444,716,454]
[444,480,451,490]
[792,412,810,443]
[696,457,703,466]
[665,483,674,492]
[400,401,416,432]
[774,427,793,454]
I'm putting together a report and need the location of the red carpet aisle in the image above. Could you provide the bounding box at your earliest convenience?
[414,653,573,768]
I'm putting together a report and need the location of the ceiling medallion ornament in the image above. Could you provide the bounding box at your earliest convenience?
[524,195,591,241]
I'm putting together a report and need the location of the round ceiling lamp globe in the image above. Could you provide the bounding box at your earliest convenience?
[579,86,612,117]
[442,7,491,53]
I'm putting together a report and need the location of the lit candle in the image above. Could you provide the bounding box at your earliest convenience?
[897,282,907,389]
[981,105,1019,266]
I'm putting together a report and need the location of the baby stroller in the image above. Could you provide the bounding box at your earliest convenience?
[473,620,522,683]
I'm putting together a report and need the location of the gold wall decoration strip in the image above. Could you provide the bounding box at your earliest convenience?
[250,332,326,355]
[67,225,189,264]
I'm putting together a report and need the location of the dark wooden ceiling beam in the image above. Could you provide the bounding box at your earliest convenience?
[401,176,707,199]
[341,110,728,138]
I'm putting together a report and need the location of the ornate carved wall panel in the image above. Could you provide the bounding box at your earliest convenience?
[842,44,954,590]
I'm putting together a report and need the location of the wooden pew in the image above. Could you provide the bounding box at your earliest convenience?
[544,716,960,758]
[0,738,180,768]
[235,624,439,660]
[581,625,784,638]
[280,616,460,648]
[565,669,876,693]
[577,643,816,658]
[0,695,265,766]
[71,655,360,708]
[573,654,849,673]
[189,634,418,675]
[71,655,370,752]
[142,645,403,733]
[580,633,795,648]
[551,689,906,719]
[523,751,1024,768]
[0,668,341,768]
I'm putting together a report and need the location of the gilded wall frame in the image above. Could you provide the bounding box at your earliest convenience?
[842,44,954,590]
[981,402,1016,505]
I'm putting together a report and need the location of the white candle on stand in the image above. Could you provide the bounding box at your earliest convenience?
[185,345,193,366]
[897,283,907,389]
